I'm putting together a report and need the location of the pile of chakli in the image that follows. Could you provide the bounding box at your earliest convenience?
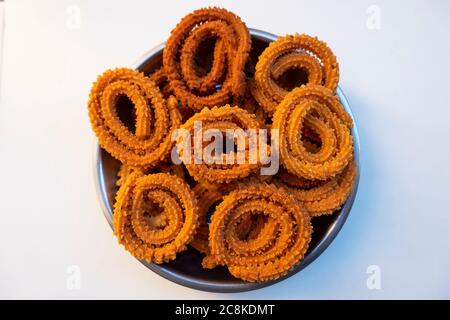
[87,7,356,282]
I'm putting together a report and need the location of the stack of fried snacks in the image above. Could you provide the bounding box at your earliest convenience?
[87,7,357,282]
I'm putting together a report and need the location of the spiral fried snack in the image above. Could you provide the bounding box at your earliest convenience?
[163,7,251,111]
[88,68,182,167]
[276,160,356,217]
[252,34,339,114]
[203,183,312,282]
[273,85,354,180]
[176,105,268,183]
[113,172,199,263]
[190,179,266,254]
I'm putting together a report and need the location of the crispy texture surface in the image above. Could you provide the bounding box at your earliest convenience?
[273,85,354,180]
[88,68,181,167]
[113,172,199,263]
[177,105,268,183]
[203,183,312,282]
[163,7,251,111]
[252,34,339,114]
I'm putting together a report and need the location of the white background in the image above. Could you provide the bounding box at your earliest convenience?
[1,0,450,299]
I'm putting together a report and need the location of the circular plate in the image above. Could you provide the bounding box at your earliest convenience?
[93,29,360,293]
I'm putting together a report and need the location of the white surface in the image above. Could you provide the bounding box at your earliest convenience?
[1,0,450,299]
[0,2,4,97]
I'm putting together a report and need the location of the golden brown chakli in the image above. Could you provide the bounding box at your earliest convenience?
[251,34,340,114]
[88,68,181,167]
[163,7,251,111]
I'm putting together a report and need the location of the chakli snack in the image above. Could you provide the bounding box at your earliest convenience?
[251,34,339,114]
[176,105,269,184]
[202,183,312,282]
[190,170,279,254]
[272,85,354,180]
[88,68,181,167]
[163,7,251,111]
[113,172,199,263]
[88,6,358,283]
